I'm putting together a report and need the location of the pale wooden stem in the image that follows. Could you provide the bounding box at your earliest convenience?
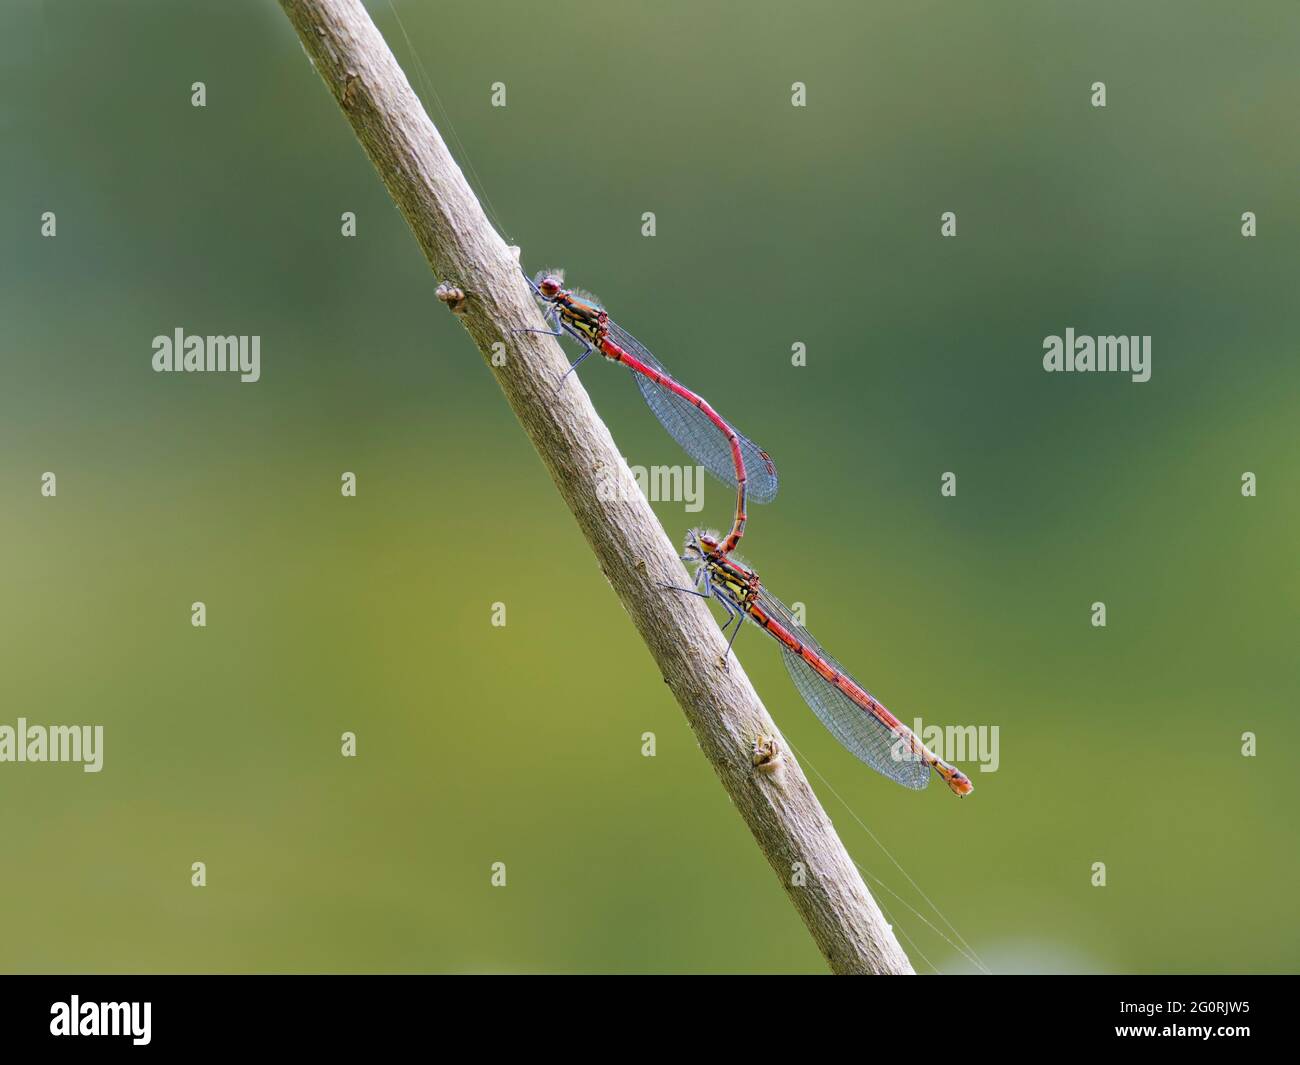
[278,0,914,975]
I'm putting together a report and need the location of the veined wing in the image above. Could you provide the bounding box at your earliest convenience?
[605,320,779,504]
[756,585,929,789]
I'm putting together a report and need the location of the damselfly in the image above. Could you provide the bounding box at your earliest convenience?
[520,271,777,557]
[669,531,974,797]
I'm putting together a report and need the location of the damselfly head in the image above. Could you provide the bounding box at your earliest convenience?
[680,531,702,562]
[682,529,720,559]
[536,273,564,299]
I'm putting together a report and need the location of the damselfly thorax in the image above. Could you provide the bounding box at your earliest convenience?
[708,561,754,604]
[694,533,760,596]
[554,292,607,345]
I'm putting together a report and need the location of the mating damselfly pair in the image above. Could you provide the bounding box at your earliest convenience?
[518,269,972,797]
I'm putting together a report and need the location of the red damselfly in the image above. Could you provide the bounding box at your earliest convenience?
[520,271,776,556]
[669,531,974,797]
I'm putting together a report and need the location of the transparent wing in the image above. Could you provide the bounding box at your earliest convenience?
[757,586,929,789]
[606,320,779,504]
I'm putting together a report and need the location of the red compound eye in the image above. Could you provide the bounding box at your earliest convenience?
[539,276,561,298]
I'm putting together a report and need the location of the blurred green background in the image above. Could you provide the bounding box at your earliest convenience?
[2,0,1296,973]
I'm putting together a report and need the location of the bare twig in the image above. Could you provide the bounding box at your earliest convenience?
[278,0,913,975]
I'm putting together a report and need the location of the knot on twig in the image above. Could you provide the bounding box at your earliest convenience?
[435,281,468,315]
[342,71,361,108]
[752,734,786,786]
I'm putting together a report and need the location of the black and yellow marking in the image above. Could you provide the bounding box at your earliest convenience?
[556,295,607,346]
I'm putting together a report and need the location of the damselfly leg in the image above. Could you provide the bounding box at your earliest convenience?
[657,581,709,599]
[659,564,744,659]
[718,600,745,656]
[656,560,708,598]
[513,313,597,388]
[557,344,594,383]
